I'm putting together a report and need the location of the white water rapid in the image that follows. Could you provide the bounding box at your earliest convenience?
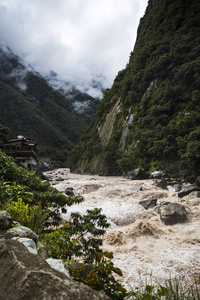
[44,169,200,290]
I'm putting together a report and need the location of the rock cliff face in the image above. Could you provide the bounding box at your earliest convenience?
[0,240,110,300]
[69,0,200,180]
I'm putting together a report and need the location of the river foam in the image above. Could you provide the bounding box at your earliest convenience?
[44,169,200,290]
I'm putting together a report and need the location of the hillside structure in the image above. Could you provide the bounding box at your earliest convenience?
[0,136,38,171]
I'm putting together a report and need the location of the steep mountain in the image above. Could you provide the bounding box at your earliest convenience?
[68,0,200,180]
[0,44,99,165]
[44,71,100,118]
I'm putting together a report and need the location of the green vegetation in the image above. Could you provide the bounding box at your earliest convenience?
[42,208,109,263]
[127,277,200,299]
[69,0,200,181]
[72,251,127,299]
[0,150,83,232]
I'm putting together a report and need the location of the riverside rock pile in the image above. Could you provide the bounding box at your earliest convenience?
[0,211,110,300]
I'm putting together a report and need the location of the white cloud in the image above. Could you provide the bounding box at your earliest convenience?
[0,0,148,92]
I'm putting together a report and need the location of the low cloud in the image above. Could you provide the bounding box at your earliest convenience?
[0,0,148,93]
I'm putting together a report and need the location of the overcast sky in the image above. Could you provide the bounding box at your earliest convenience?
[0,0,148,96]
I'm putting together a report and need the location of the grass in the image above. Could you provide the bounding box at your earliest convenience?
[126,276,200,300]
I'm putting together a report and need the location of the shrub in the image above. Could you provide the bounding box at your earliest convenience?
[72,251,127,300]
[42,208,110,263]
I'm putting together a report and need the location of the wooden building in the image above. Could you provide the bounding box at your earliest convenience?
[0,136,38,171]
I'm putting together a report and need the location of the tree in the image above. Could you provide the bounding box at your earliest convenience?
[0,124,9,142]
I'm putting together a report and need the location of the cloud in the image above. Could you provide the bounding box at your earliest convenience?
[0,0,148,93]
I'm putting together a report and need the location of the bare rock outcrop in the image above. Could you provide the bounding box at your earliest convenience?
[0,240,110,300]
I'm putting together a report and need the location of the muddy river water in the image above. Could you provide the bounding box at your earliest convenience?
[44,168,200,290]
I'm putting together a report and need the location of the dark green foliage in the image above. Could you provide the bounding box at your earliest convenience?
[72,251,127,299]
[43,208,110,263]
[70,0,200,179]
[0,124,9,142]
[0,150,84,232]
[67,121,103,173]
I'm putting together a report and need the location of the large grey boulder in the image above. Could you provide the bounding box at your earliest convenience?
[4,225,37,242]
[167,183,181,192]
[178,185,195,197]
[0,240,110,300]
[131,185,143,192]
[12,237,38,255]
[46,258,70,278]
[154,179,168,190]
[0,211,12,229]
[159,202,188,225]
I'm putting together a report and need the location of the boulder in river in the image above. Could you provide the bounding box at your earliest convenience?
[65,187,76,196]
[159,202,188,225]
[178,185,195,197]
[139,198,157,210]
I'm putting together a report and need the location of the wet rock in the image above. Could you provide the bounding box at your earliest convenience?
[46,258,70,278]
[0,240,110,300]
[0,211,12,229]
[55,177,64,181]
[127,168,149,180]
[178,185,195,197]
[131,185,143,191]
[139,198,157,210]
[4,225,38,242]
[83,184,102,193]
[189,191,200,198]
[167,183,181,192]
[12,237,38,255]
[159,202,187,225]
[65,187,76,196]
[165,179,182,192]
[150,171,165,179]
[154,179,168,190]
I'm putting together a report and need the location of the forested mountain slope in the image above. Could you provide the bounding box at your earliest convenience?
[68,0,200,180]
[0,45,99,165]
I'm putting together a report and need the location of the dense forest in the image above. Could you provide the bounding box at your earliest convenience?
[68,0,200,181]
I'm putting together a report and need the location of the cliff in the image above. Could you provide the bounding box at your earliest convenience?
[68,0,200,180]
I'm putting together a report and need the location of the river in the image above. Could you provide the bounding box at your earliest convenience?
[44,168,200,290]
